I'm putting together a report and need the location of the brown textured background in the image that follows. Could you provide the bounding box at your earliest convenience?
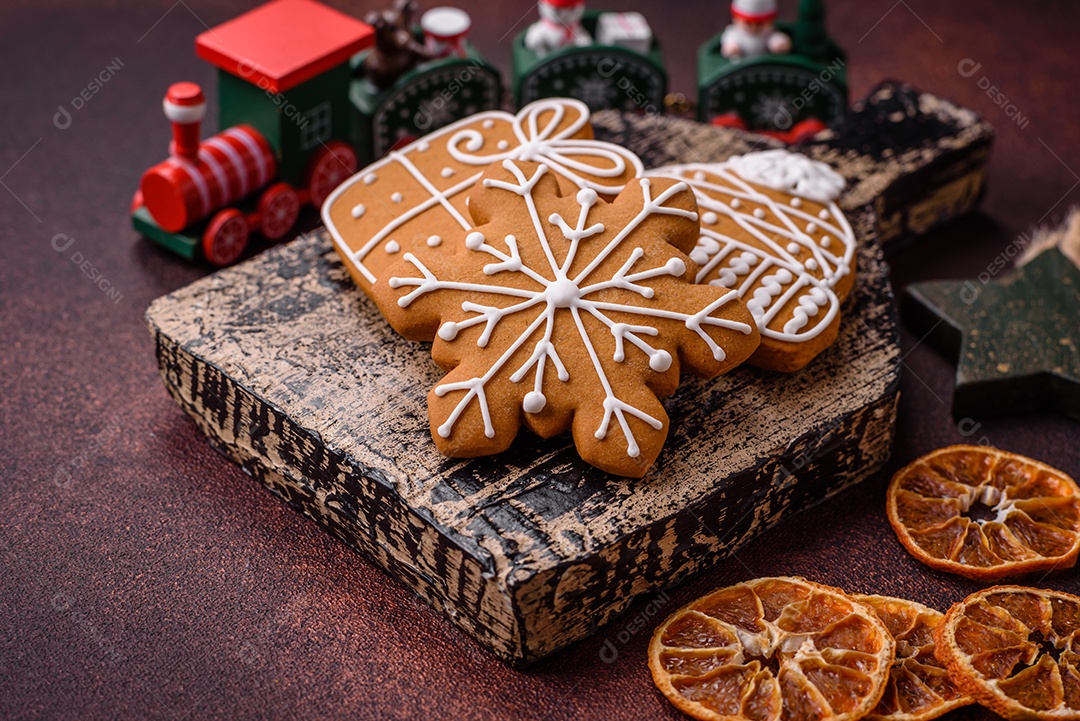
[1,1,1077,719]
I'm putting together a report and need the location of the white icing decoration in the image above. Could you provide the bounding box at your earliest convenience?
[387,161,752,458]
[427,235,442,247]
[351,204,365,219]
[417,141,430,152]
[385,240,400,253]
[701,211,718,225]
[647,155,857,345]
[391,192,403,203]
[497,140,509,150]
[444,98,644,195]
[322,99,647,287]
[725,149,846,203]
[791,198,802,208]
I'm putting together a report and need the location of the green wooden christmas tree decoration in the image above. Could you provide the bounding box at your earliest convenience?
[794,0,828,61]
[904,215,1080,421]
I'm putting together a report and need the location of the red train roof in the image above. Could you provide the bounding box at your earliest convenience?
[195,0,374,94]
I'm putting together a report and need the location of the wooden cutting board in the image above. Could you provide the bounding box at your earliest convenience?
[146,205,898,666]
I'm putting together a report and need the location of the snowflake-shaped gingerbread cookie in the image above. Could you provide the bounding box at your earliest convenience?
[374,159,760,477]
[651,150,857,372]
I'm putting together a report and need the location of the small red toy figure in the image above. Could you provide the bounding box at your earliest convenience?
[524,0,592,57]
[720,0,792,59]
[420,7,471,59]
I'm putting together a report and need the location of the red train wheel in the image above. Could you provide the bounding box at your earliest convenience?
[306,141,357,208]
[202,208,249,266]
[257,183,300,240]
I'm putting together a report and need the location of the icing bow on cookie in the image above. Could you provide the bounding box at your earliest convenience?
[445,99,643,195]
[374,159,760,478]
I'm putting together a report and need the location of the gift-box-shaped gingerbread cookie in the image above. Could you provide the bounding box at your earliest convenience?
[322,98,644,296]
[651,150,857,372]
[372,159,760,477]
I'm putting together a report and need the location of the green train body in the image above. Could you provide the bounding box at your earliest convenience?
[697,0,848,132]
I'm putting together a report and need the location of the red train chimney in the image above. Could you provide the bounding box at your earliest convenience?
[163,82,205,160]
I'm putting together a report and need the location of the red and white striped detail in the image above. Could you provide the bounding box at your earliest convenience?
[141,124,276,233]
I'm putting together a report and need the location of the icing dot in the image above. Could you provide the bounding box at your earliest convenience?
[665,257,686,276]
[701,211,718,225]
[384,240,400,254]
[819,209,830,219]
[694,171,706,181]
[496,140,509,150]
[417,141,430,152]
[753,208,766,219]
[791,198,802,208]
[576,188,598,205]
[391,192,403,203]
[650,350,672,373]
[465,231,485,250]
[730,199,742,209]
[523,391,546,414]
[806,222,817,234]
[787,243,800,254]
[351,204,366,218]
[806,259,819,271]
[427,235,442,247]
[438,322,459,341]
[482,119,494,128]
[821,237,831,248]
[363,173,377,185]
[441,167,455,178]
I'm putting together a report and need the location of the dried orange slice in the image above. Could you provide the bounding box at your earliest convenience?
[853,595,971,721]
[936,585,1080,720]
[648,577,895,721]
[886,445,1080,581]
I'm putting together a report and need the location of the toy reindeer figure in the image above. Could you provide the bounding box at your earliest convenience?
[524,0,592,57]
[721,0,792,59]
[363,0,432,89]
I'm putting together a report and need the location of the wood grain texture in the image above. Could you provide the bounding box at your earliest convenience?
[146,202,898,664]
[590,81,994,245]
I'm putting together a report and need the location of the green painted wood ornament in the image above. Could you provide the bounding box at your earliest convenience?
[905,211,1080,420]
[697,0,847,131]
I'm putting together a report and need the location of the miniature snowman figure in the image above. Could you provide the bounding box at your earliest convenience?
[721,0,792,59]
[524,0,592,57]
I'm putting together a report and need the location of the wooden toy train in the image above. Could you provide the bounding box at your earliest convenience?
[132,0,845,266]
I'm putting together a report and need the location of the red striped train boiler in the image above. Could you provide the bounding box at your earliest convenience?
[140,82,277,233]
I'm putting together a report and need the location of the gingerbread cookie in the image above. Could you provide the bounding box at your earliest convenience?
[651,150,857,372]
[373,159,760,478]
[322,98,644,296]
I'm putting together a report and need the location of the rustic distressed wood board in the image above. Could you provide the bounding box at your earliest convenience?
[591,80,994,246]
[146,198,899,665]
